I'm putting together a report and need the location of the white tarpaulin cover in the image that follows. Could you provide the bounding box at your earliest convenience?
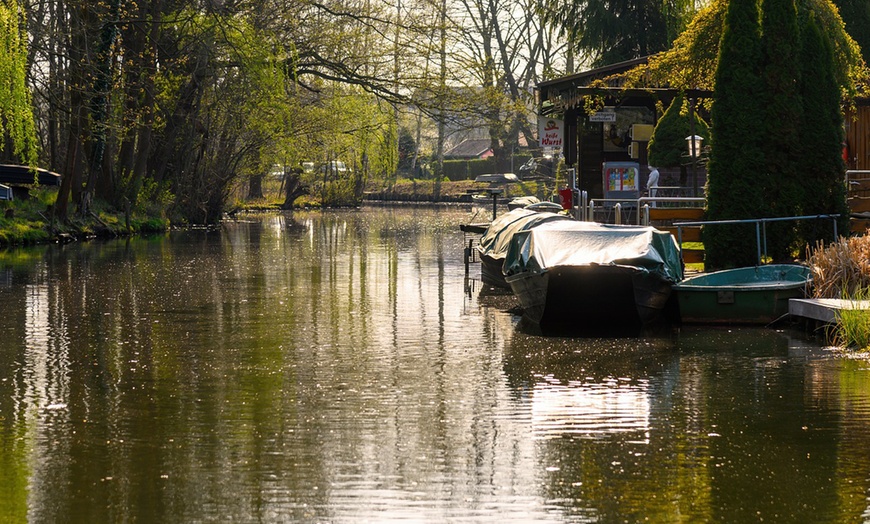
[477,208,572,262]
[503,220,683,282]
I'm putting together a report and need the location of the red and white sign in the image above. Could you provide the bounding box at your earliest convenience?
[538,117,564,149]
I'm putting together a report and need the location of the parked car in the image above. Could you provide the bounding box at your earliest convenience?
[320,161,350,176]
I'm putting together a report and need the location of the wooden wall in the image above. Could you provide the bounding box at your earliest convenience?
[845,101,870,171]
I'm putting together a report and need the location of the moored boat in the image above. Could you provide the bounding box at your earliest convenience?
[673,264,811,324]
[477,207,572,288]
[502,221,683,333]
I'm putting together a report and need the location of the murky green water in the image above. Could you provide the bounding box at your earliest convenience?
[1,207,870,523]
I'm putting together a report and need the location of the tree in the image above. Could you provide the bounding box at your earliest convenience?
[798,13,849,246]
[632,0,864,268]
[704,0,768,269]
[632,0,866,95]
[452,0,564,171]
[832,0,870,64]
[541,0,696,67]
[0,0,36,166]
[648,92,710,184]
[759,0,803,261]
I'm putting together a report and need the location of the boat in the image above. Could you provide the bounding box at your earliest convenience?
[673,264,811,324]
[476,207,572,288]
[474,172,519,184]
[507,195,540,210]
[502,221,684,333]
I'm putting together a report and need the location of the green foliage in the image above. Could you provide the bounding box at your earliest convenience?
[542,0,696,66]
[798,13,849,246]
[704,0,768,270]
[835,288,870,350]
[398,127,417,170]
[0,218,50,244]
[760,0,804,261]
[648,93,710,168]
[0,0,37,165]
[136,178,175,218]
[833,0,870,65]
[703,0,851,268]
[631,0,868,97]
[319,180,360,207]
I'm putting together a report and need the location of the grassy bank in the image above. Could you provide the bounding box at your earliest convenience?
[1,179,557,246]
[0,188,169,246]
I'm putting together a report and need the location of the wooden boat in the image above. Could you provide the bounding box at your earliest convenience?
[502,221,683,333]
[477,208,572,288]
[673,264,811,324]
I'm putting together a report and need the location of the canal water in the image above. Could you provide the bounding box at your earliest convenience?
[1,207,870,523]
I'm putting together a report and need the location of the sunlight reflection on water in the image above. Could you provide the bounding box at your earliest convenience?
[2,209,870,523]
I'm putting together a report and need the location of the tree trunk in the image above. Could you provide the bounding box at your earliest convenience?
[281,169,307,209]
[248,174,265,200]
[85,0,121,209]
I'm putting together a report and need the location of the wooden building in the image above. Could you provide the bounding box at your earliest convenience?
[536,58,713,200]
[846,99,870,171]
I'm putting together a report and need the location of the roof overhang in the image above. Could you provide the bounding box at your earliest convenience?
[0,164,62,186]
[539,86,714,116]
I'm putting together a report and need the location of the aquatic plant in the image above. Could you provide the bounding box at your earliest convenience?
[807,236,870,298]
[808,236,870,350]
[834,288,870,351]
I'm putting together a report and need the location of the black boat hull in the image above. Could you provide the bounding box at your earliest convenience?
[505,265,674,333]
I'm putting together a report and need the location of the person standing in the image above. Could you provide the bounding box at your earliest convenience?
[647,166,660,207]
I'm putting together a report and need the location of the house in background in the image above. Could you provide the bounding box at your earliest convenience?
[444,139,493,160]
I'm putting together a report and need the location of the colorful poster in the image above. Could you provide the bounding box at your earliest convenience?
[603,162,641,201]
[605,166,638,191]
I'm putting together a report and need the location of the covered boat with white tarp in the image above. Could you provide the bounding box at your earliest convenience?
[503,221,683,333]
[476,208,572,288]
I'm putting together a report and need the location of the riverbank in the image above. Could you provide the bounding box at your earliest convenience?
[0,179,553,246]
[0,189,169,246]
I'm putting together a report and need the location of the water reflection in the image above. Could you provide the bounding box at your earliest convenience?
[530,376,651,442]
[0,209,870,522]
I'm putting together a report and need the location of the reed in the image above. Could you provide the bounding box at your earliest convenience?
[834,288,870,350]
[808,237,870,350]
[807,236,870,299]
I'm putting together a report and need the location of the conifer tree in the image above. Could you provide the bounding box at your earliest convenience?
[704,0,768,269]
[648,93,710,171]
[832,0,870,64]
[798,13,849,246]
[759,0,803,261]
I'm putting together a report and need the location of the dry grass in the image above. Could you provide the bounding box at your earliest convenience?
[807,236,870,299]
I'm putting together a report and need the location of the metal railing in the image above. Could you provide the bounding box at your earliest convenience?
[673,214,841,266]
[582,197,706,225]
[587,199,636,225]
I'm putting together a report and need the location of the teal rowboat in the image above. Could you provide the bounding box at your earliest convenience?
[673,264,811,324]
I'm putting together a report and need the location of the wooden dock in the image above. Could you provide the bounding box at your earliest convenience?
[789,298,870,323]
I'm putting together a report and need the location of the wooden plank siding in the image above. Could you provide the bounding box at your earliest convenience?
[845,102,870,172]
[845,100,870,233]
[846,166,870,233]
